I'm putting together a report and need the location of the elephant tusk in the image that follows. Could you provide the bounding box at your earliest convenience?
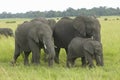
[44,44,47,49]
[54,45,57,48]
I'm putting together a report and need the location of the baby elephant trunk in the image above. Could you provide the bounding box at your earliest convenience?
[95,54,103,66]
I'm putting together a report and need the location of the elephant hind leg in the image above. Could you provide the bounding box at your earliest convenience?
[24,51,31,65]
[54,48,60,64]
[11,43,21,65]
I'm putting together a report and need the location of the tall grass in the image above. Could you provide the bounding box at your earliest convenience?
[0,16,120,80]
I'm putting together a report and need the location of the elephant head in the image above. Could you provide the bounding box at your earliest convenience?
[73,16,101,42]
[31,17,49,24]
[83,40,103,67]
[48,19,56,31]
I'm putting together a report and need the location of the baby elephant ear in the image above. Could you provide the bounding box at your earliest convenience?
[83,42,94,55]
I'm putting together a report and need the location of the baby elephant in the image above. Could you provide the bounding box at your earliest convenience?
[67,37,103,68]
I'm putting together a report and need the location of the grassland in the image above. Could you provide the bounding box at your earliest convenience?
[0,16,120,80]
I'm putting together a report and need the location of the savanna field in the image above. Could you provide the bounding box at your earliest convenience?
[0,16,120,80]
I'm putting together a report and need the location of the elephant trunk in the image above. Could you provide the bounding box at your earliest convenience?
[43,37,55,66]
[95,54,104,66]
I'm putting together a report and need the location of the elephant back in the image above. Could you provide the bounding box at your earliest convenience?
[31,17,49,24]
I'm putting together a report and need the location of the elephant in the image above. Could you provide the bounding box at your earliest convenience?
[67,37,103,68]
[0,28,14,37]
[11,18,55,66]
[53,16,103,65]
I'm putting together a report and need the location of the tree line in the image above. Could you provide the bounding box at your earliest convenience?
[0,6,120,18]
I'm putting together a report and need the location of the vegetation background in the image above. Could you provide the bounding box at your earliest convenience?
[0,7,120,18]
[0,16,120,80]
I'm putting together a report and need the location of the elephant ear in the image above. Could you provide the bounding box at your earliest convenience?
[48,19,56,30]
[73,16,86,37]
[83,41,94,55]
[29,30,39,43]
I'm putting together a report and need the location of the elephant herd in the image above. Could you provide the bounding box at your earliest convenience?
[0,16,104,68]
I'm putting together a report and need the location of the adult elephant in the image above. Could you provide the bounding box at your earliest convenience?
[53,16,103,65]
[11,18,55,66]
[0,28,14,37]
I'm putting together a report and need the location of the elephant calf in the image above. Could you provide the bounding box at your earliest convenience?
[0,28,14,37]
[67,37,103,68]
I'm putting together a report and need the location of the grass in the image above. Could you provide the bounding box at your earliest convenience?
[0,16,120,80]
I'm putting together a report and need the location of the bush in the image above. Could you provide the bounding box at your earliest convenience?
[104,18,108,21]
[6,21,16,23]
[116,18,119,20]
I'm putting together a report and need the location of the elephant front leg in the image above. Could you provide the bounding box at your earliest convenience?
[81,57,87,67]
[66,58,75,68]
[54,48,60,64]
[85,53,95,68]
[24,51,31,65]
[29,39,40,65]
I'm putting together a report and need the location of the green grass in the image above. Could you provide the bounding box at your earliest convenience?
[0,16,120,80]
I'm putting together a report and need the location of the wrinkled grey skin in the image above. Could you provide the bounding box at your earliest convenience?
[31,18,56,31]
[53,16,103,65]
[67,37,103,68]
[11,18,55,66]
[48,19,56,31]
[0,28,14,37]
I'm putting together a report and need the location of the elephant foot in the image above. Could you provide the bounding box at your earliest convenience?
[88,64,95,68]
[10,60,16,66]
[82,62,87,67]
[31,59,40,65]
[48,59,54,67]
[96,63,103,67]
[24,62,30,66]
[55,59,59,64]
[54,58,59,64]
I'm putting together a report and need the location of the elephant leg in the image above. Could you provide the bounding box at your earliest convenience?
[29,39,40,65]
[11,43,21,65]
[24,51,31,65]
[71,58,76,67]
[86,54,94,68]
[66,58,75,68]
[81,57,87,67]
[54,47,60,64]
[66,57,71,68]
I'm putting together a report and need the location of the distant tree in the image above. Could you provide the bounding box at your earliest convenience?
[0,7,120,18]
